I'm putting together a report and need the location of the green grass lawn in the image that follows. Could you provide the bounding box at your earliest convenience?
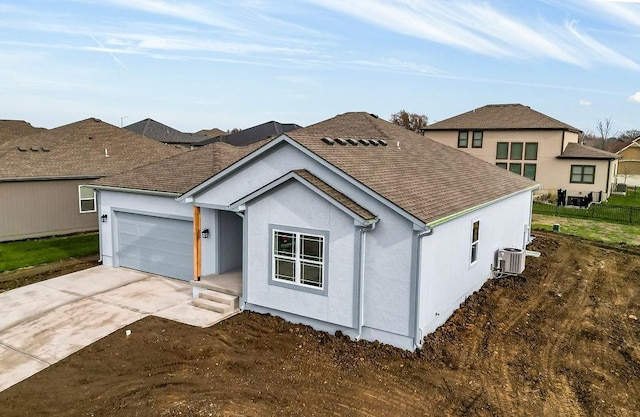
[0,233,99,272]
[605,187,640,207]
[532,214,640,246]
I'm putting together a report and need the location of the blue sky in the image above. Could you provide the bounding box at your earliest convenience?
[0,0,638,134]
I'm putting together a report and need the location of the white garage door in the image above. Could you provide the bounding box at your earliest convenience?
[116,212,193,281]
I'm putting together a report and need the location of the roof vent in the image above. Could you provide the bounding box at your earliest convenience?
[358,139,370,146]
[346,138,358,146]
[88,136,93,140]
[321,137,335,145]
[17,146,28,152]
[104,148,109,157]
[369,113,379,118]
[379,139,388,147]
[370,140,379,147]
[42,147,50,152]
[335,138,347,146]
[30,146,39,152]
[92,118,101,122]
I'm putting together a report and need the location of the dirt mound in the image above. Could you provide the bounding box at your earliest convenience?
[0,232,638,416]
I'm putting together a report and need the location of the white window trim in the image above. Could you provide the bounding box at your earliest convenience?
[78,185,96,213]
[269,225,329,295]
[470,220,480,265]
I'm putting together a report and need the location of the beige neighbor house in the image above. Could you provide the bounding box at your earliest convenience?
[616,136,640,186]
[0,118,185,242]
[422,104,619,203]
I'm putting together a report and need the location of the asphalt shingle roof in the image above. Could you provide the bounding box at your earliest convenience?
[423,104,581,133]
[558,142,619,159]
[293,169,376,221]
[201,121,302,146]
[0,118,185,180]
[92,140,267,194]
[93,112,537,225]
[125,118,212,145]
[0,120,46,141]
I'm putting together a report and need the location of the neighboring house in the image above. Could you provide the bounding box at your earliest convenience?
[0,119,46,141]
[616,136,640,185]
[92,112,537,350]
[124,118,213,147]
[196,127,227,138]
[0,118,185,242]
[201,121,302,146]
[423,104,619,202]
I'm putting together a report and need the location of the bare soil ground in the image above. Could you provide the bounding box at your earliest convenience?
[0,232,638,416]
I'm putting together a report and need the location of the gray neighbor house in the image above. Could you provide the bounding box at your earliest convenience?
[92,112,538,350]
[0,118,185,242]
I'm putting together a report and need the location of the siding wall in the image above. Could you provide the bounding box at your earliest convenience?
[418,190,533,340]
[0,179,98,242]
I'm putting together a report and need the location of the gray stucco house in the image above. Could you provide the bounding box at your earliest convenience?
[92,112,538,350]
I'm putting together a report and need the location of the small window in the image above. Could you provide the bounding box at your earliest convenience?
[496,162,508,170]
[79,186,96,213]
[509,163,522,175]
[472,131,483,148]
[471,220,480,264]
[496,142,508,159]
[570,165,595,184]
[273,228,325,289]
[525,143,538,160]
[457,131,468,148]
[510,142,523,160]
[523,163,537,180]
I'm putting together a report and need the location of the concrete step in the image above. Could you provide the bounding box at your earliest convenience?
[192,298,232,314]
[199,290,239,310]
[190,280,241,297]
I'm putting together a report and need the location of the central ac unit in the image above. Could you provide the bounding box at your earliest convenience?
[497,248,526,274]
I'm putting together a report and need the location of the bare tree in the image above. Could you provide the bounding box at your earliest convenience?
[390,110,428,132]
[594,117,614,150]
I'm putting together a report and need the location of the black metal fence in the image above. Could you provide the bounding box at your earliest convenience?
[533,202,640,225]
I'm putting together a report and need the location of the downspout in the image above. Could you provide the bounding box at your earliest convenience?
[414,226,435,349]
[235,211,246,310]
[96,189,103,263]
[355,221,377,341]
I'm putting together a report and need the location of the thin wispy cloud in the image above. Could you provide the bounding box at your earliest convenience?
[629,92,640,103]
[309,0,639,70]
[579,99,592,106]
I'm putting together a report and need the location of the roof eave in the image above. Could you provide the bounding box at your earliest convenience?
[90,184,182,197]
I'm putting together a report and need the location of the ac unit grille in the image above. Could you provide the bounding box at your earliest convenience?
[498,248,526,274]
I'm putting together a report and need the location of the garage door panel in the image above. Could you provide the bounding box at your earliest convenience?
[116,212,193,281]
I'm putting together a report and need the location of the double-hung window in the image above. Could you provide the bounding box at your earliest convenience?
[272,228,325,290]
[457,131,468,148]
[510,142,523,160]
[471,220,480,264]
[496,142,508,159]
[78,186,96,213]
[472,131,483,148]
[570,165,595,184]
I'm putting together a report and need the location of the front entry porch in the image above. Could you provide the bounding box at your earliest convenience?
[190,270,242,320]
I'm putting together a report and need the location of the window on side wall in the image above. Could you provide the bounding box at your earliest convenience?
[496,142,508,159]
[510,142,523,160]
[457,131,468,148]
[509,163,522,175]
[78,186,96,213]
[525,142,538,160]
[272,228,325,290]
[471,220,480,264]
[570,165,595,184]
[472,131,483,148]
[523,163,537,180]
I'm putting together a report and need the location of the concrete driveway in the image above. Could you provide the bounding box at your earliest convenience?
[0,266,224,392]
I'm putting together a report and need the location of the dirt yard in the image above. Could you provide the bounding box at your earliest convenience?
[0,232,638,416]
